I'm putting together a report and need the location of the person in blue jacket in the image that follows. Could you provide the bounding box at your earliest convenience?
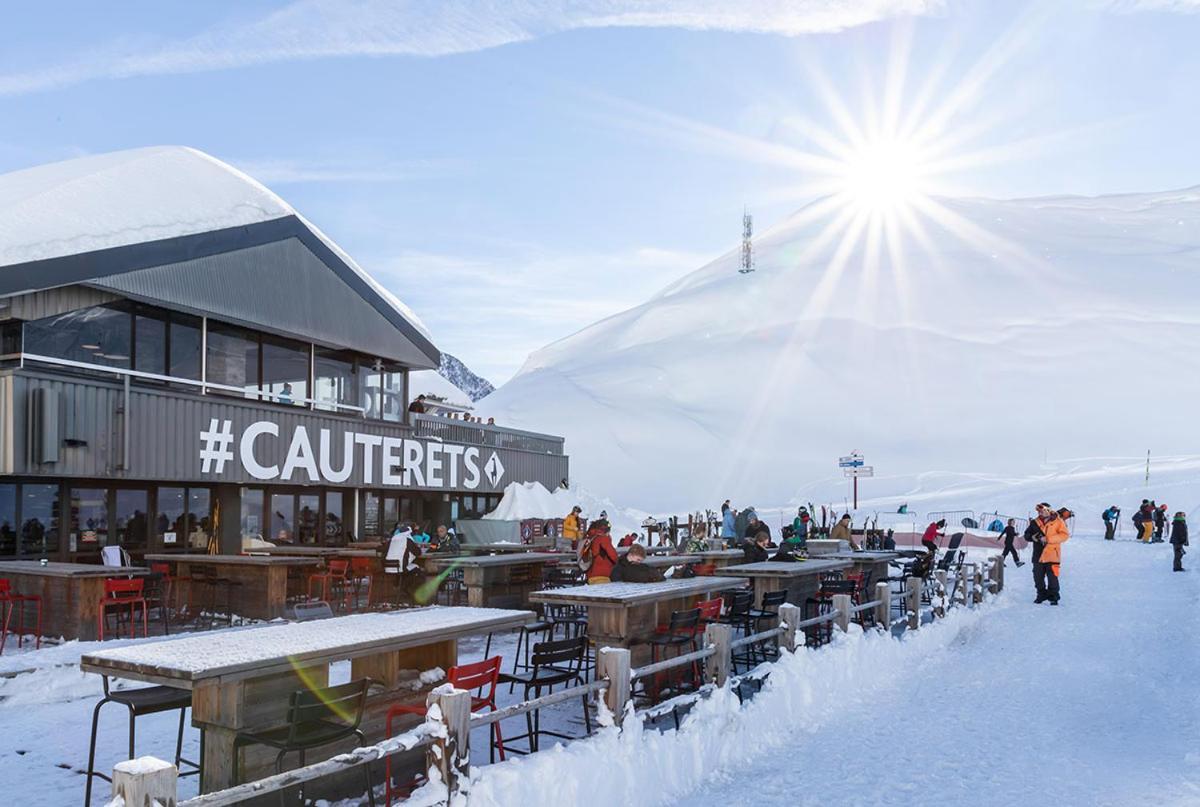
[721,503,736,545]
[1102,505,1119,541]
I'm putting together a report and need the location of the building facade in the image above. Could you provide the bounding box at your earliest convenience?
[0,147,567,562]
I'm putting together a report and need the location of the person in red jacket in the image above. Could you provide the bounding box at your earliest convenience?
[922,519,946,555]
[583,520,618,584]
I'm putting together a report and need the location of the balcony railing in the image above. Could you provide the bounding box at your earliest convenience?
[411,413,564,456]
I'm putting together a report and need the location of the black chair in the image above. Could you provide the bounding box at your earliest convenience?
[497,636,592,754]
[639,608,702,702]
[290,600,334,621]
[804,579,856,647]
[232,679,374,807]
[188,564,241,629]
[747,590,788,662]
[489,610,555,694]
[84,677,200,806]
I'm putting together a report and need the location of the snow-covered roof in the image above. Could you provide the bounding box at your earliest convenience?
[0,146,435,350]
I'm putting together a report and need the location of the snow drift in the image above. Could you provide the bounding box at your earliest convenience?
[482,188,1200,511]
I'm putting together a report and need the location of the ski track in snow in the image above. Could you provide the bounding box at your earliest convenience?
[673,534,1200,807]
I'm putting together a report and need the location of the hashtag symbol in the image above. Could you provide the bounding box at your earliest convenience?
[199,418,235,474]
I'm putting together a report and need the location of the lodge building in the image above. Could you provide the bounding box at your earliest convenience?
[0,147,568,563]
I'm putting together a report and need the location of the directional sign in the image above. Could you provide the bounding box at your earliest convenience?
[838,455,864,468]
[843,465,874,477]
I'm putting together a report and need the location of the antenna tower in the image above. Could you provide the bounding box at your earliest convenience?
[739,209,755,274]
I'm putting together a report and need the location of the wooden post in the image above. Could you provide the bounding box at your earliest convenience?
[427,688,471,800]
[832,593,852,633]
[597,646,631,725]
[995,554,1005,592]
[874,581,890,631]
[704,622,732,687]
[973,564,984,605]
[779,603,802,653]
[111,756,178,807]
[906,576,921,630]
[934,570,947,618]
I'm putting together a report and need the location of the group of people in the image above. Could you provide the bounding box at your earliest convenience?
[574,516,670,583]
[1105,500,1189,571]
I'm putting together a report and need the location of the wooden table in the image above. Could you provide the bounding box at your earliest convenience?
[805,539,845,556]
[0,560,148,641]
[693,549,746,570]
[639,554,700,568]
[720,560,853,607]
[827,551,900,588]
[144,554,320,620]
[252,545,377,559]
[420,552,563,608]
[530,577,747,665]
[80,606,533,793]
[460,542,554,555]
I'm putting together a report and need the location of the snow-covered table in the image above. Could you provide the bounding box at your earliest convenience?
[144,553,320,620]
[80,606,533,793]
[0,560,149,641]
[720,559,853,607]
[420,552,564,607]
[530,577,748,666]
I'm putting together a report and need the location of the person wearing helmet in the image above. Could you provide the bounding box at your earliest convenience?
[1039,508,1071,605]
[1170,512,1188,572]
[1153,504,1168,543]
[922,519,946,556]
[1101,505,1120,541]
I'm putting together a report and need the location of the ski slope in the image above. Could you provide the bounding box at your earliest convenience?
[481,187,1200,512]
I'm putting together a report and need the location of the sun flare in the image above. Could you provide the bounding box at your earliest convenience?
[838,137,929,214]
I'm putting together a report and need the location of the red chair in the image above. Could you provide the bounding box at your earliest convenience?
[691,563,717,577]
[384,656,505,805]
[347,556,374,611]
[0,578,42,654]
[308,559,351,610]
[98,578,148,641]
[693,597,724,632]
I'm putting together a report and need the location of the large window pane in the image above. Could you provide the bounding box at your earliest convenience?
[169,313,202,381]
[382,497,399,533]
[134,313,166,375]
[115,490,149,548]
[157,487,186,550]
[297,494,320,545]
[381,368,405,423]
[314,349,357,412]
[207,322,259,399]
[20,484,59,556]
[188,488,212,550]
[262,337,308,406]
[0,484,15,556]
[270,493,295,543]
[25,303,132,369]
[325,492,344,545]
[241,488,264,544]
[362,368,383,419]
[363,492,381,538]
[71,487,109,551]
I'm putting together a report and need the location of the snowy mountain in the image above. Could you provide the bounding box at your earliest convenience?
[438,352,495,402]
[481,187,1200,512]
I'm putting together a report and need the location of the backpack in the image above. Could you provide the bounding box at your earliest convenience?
[577,534,595,571]
[987,519,1003,533]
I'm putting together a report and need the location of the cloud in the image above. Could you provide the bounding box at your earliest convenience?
[228,156,461,184]
[1102,0,1200,9]
[0,0,943,96]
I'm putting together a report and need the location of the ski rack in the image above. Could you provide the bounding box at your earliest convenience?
[978,511,1030,533]
[925,509,978,529]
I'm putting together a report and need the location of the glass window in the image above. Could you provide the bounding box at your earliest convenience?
[382,497,399,533]
[0,321,21,355]
[270,493,295,543]
[169,313,202,381]
[25,303,132,369]
[363,492,381,537]
[157,486,185,549]
[188,488,212,550]
[115,490,148,548]
[207,322,259,399]
[314,349,357,412]
[325,492,344,545]
[297,494,320,545]
[240,488,264,544]
[362,367,382,419]
[134,312,166,375]
[381,368,405,422]
[21,484,59,556]
[399,496,413,523]
[71,487,109,550]
[262,337,309,406]
[0,484,15,556]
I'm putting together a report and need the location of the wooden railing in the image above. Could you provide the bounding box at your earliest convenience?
[105,556,1006,806]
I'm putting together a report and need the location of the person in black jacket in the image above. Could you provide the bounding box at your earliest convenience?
[770,542,800,562]
[742,531,770,563]
[1170,512,1188,572]
[743,515,772,541]
[1026,506,1048,602]
[1153,505,1168,543]
[999,518,1023,567]
[610,544,666,583]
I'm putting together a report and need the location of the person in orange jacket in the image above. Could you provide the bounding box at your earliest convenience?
[563,506,582,547]
[1039,508,1071,605]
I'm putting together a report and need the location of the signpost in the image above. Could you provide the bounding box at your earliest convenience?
[838,451,870,509]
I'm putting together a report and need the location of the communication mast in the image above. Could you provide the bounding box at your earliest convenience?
[739,209,755,274]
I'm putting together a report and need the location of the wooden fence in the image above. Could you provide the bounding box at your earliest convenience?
[106,557,1005,807]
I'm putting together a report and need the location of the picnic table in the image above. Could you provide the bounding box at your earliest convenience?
[0,560,148,641]
[419,552,562,607]
[460,542,554,555]
[720,559,853,608]
[693,549,746,569]
[827,551,900,589]
[144,553,320,621]
[252,545,378,559]
[639,554,701,568]
[80,605,533,793]
[530,577,747,666]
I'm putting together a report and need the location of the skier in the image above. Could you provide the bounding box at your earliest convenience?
[792,507,811,545]
[579,519,618,584]
[1028,504,1050,602]
[563,505,583,547]
[1039,507,1070,605]
[922,519,946,555]
[999,518,1023,567]
[734,507,752,541]
[1170,511,1188,572]
[720,505,736,544]
[830,513,860,550]
[1101,505,1120,541]
[1153,504,1168,543]
[1132,502,1152,543]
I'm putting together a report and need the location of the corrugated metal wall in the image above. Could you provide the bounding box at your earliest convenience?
[0,286,119,321]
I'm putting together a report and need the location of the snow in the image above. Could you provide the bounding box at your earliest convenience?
[480,186,1200,512]
[482,481,575,521]
[0,146,433,343]
[409,368,473,406]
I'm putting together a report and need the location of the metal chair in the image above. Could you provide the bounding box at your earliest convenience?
[83,676,200,806]
[187,564,240,629]
[640,608,702,702]
[290,600,334,621]
[0,578,41,654]
[497,636,592,754]
[747,590,788,662]
[98,578,148,641]
[308,559,352,611]
[231,679,375,807]
[348,556,375,610]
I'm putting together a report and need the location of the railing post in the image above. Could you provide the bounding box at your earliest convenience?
[704,622,732,687]
[934,570,948,618]
[973,564,984,605]
[427,688,471,800]
[110,756,177,807]
[906,576,921,630]
[779,603,802,653]
[831,594,852,633]
[995,554,1005,592]
[597,647,631,725]
[874,582,890,631]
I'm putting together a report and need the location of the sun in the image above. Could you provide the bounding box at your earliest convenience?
[837,137,930,214]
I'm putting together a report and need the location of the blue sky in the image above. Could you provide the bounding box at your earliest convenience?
[2,0,1199,382]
